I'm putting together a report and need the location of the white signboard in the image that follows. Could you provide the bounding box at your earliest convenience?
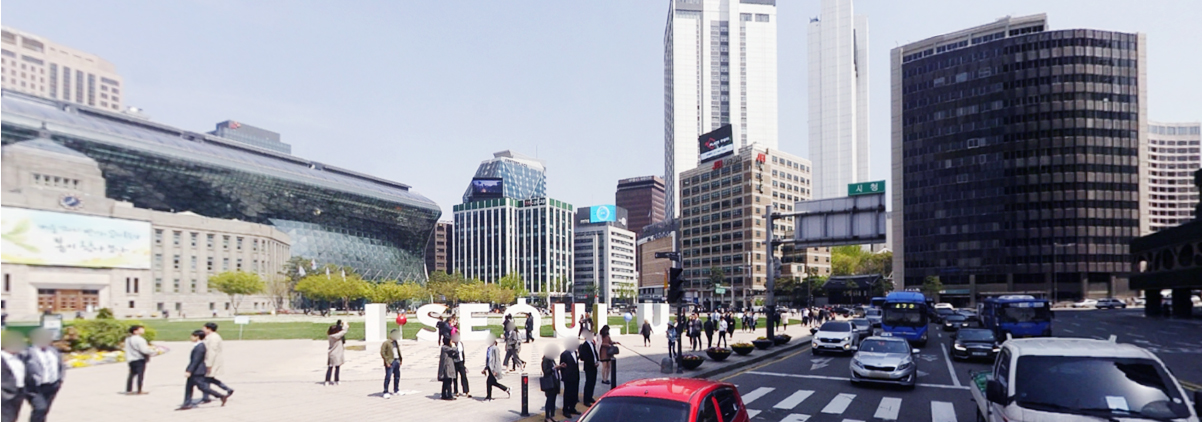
[234,316,250,325]
[1,207,151,269]
[792,193,887,248]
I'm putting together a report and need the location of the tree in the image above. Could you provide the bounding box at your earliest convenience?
[367,280,427,308]
[427,270,464,304]
[279,256,313,306]
[209,271,265,314]
[265,275,291,311]
[861,250,893,277]
[455,278,488,303]
[498,272,530,299]
[872,277,896,297]
[832,245,871,276]
[294,265,369,311]
[921,275,944,302]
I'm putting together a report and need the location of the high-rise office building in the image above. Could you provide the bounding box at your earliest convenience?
[1146,122,1201,232]
[573,206,637,307]
[891,14,1147,302]
[208,120,292,154]
[453,151,573,299]
[808,0,869,199]
[425,221,454,275]
[664,0,779,219]
[1,26,125,111]
[615,175,666,238]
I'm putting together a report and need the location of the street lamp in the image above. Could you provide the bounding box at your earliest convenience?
[1051,242,1076,304]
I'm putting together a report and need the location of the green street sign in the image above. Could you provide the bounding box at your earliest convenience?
[715,287,726,295]
[848,180,886,196]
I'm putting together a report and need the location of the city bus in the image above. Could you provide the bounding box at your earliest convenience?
[881,292,929,346]
[979,295,1052,338]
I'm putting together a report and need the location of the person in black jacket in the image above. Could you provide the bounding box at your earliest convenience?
[558,339,581,418]
[179,330,226,410]
[577,332,599,406]
[540,345,565,422]
[524,315,534,343]
[1,332,26,422]
[703,317,715,348]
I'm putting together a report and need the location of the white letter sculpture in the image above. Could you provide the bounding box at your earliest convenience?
[637,302,670,336]
[457,303,490,341]
[415,303,448,342]
[364,303,387,342]
[552,303,586,338]
[504,298,541,338]
[592,303,607,333]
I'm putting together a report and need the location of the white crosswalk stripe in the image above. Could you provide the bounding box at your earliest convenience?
[773,390,814,409]
[873,397,903,420]
[841,419,866,422]
[931,401,957,422]
[741,387,775,405]
[747,409,761,419]
[779,414,810,422]
[821,393,856,414]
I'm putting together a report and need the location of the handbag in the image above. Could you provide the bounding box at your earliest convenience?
[608,345,620,356]
[539,375,557,391]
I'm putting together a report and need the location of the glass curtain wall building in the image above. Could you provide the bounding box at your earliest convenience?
[462,150,546,202]
[1,91,442,281]
[1146,122,1201,232]
[890,15,1147,302]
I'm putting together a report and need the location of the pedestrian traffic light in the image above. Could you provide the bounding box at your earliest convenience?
[667,268,685,303]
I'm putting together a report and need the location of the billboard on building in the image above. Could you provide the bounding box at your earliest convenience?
[469,178,504,200]
[698,124,734,163]
[1,207,152,269]
[590,205,617,223]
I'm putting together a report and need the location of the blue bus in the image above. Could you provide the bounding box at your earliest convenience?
[881,292,929,346]
[979,295,1052,338]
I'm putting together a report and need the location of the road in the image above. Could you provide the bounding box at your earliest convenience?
[722,308,1202,422]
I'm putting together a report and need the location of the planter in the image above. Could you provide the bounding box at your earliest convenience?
[731,344,755,356]
[681,355,705,370]
[752,339,774,350]
[773,335,791,345]
[705,348,732,361]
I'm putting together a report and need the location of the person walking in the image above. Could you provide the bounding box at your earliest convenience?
[124,325,155,395]
[482,335,510,401]
[717,317,728,348]
[577,312,592,339]
[540,345,565,422]
[200,322,233,404]
[505,327,525,372]
[22,329,64,422]
[558,339,581,419]
[578,331,599,406]
[703,317,715,349]
[451,334,470,398]
[688,314,702,352]
[665,321,678,359]
[598,325,620,385]
[2,332,26,422]
[524,314,535,343]
[438,338,456,400]
[178,330,226,410]
[325,320,348,386]
[380,329,402,398]
[436,315,451,345]
[725,313,736,339]
[640,320,653,347]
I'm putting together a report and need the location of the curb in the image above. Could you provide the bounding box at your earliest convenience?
[691,336,811,381]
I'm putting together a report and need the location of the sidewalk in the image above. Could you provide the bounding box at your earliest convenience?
[29,317,825,422]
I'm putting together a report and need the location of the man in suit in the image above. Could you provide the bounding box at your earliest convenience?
[2,332,27,422]
[703,317,715,349]
[200,322,233,403]
[558,338,581,418]
[180,330,226,410]
[524,315,534,343]
[578,331,599,407]
[22,329,64,422]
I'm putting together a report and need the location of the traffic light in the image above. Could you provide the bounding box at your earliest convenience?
[772,257,783,279]
[667,268,685,303]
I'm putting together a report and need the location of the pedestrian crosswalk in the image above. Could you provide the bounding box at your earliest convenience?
[741,388,966,422]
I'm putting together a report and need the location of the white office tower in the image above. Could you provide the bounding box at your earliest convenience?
[808,0,869,199]
[664,0,779,218]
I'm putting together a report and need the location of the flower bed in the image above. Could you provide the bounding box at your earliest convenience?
[752,338,774,350]
[64,345,169,369]
[774,334,792,345]
[705,347,732,361]
[681,354,705,370]
[730,343,755,356]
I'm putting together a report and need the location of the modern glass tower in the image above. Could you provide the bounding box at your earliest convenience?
[664,0,778,218]
[808,0,869,199]
[1146,122,1201,232]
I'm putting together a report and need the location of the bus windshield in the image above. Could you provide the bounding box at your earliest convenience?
[999,304,1051,323]
[883,305,926,327]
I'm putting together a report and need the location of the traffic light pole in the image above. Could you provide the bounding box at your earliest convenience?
[765,205,776,342]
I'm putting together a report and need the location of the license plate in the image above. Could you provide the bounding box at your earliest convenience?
[972,352,986,356]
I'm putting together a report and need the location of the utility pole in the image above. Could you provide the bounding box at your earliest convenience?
[765,205,777,342]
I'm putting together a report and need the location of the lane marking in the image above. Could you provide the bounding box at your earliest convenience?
[821,393,856,414]
[874,397,902,420]
[941,344,962,387]
[842,420,866,422]
[744,371,971,390]
[931,401,957,422]
[1062,329,1074,333]
[780,414,810,422]
[721,345,810,382]
[741,387,775,405]
[774,390,814,409]
[747,409,761,419]
[1181,380,1202,392]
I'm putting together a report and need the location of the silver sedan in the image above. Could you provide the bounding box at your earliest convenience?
[849,336,918,388]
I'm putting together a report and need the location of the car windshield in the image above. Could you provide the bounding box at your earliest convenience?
[937,309,955,315]
[851,319,870,328]
[1000,305,1051,323]
[858,339,910,354]
[956,329,995,342]
[945,315,966,322]
[579,396,690,422]
[865,309,882,317]
[820,322,850,332]
[882,306,926,327]
[1014,356,1190,420]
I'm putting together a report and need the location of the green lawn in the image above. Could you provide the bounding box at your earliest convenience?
[141,320,508,342]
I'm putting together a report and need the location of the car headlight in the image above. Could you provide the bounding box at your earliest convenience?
[851,359,863,368]
[897,361,913,371]
[991,347,1000,352]
[953,343,966,351]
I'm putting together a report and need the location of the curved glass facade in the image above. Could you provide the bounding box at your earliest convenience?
[1,92,441,281]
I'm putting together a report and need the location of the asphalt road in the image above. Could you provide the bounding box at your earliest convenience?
[722,309,1202,422]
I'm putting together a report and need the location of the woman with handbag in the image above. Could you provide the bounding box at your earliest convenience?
[598,325,620,385]
[540,344,565,422]
[438,338,457,400]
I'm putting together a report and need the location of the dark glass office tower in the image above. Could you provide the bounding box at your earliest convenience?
[890,14,1147,303]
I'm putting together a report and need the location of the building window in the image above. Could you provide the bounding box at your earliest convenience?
[173,254,180,270]
[190,232,198,247]
[207,257,214,271]
[191,256,197,270]
[236,237,243,251]
[223,258,229,271]
[207,234,214,249]
[154,253,162,269]
[172,231,181,246]
[129,300,135,309]
[191,279,197,293]
[225,302,230,310]
[223,235,230,250]
[133,278,139,293]
[154,229,163,245]
[173,278,180,293]
[3,274,8,292]
[154,278,162,293]
[252,239,258,252]
[236,258,242,271]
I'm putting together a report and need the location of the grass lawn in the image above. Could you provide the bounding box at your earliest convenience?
[141,320,508,342]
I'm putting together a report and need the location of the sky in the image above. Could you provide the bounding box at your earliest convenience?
[4,1,1200,219]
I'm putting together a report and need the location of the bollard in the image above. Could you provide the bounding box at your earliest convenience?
[610,358,618,390]
[520,373,529,417]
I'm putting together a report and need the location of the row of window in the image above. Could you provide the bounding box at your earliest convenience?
[154,229,276,253]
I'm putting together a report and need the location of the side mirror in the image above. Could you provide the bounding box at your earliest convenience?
[810,328,818,335]
[986,379,1007,404]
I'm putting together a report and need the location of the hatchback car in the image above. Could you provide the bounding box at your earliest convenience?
[850,336,919,388]
[1095,298,1127,309]
[811,321,857,355]
[950,328,999,361]
[577,378,749,422]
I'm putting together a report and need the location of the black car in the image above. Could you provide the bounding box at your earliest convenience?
[941,314,969,331]
[950,328,999,361]
[957,310,980,326]
[934,308,956,323]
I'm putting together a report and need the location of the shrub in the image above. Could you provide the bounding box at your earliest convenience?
[96,308,115,319]
[68,319,155,351]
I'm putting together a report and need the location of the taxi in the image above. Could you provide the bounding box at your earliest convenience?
[577,378,750,422]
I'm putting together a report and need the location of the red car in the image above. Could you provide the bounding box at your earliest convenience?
[576,378,750,422]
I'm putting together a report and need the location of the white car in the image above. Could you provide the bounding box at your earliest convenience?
[934,303,955,311]
[811,321,858,355]
[1072,299,1098,308]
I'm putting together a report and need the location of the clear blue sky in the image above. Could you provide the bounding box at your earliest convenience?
[5,1,1199,219]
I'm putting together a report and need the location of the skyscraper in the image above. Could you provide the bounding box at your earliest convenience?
[808,0,869,199]
[1146,122,1201,232]
[615,175,666,237]
[664,0,778,218]
[462,150,547,202]
[573,206,637,308]
[891,14,1147,301]
[1,26,125,111]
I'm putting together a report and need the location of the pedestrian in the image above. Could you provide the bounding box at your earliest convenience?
[124,325,155,395]
[640,320,653,347]
[505,326,525,372]
[325,320,348,386]
[598,325,620,385]
[482,335,510,401]
[688,314,701,352]
[448,316,460,338]
[540,344,564,422]
[577,312,592,339]
[22,329,64,422]
[438,338,456,400]
[524,314,535,343]
[199,322,233,404]
[380,329,402,399]
[750,312,758,331]
[504,314,516,335]
[725,313,736,338]
[783,311,789,331]
[665,321,678,359]
[578,331,599,406]
[451,333,470,398]
[2,332,26,422]
[559,338,581,419]
[703,316,715,348]
[717,317,728,348]
[179,330,226,410]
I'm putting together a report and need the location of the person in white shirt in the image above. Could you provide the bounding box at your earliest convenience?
[717,317,729,347]
[21,329,63,422]
[124,325,155,395]
[2,332,27,422]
